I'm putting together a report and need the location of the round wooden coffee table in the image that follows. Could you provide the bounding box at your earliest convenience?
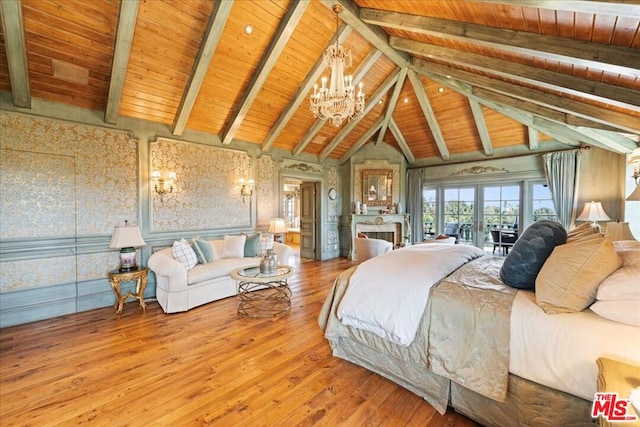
[231,265,294,317]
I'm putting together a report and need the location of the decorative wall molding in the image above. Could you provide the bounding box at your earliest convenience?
[281,158,323,175]
[451,165,509,176]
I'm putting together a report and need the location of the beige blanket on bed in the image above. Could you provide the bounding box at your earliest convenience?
[427,255,516,401]
[319,255,516,404]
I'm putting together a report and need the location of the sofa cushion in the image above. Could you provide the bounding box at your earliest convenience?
[242,232,261,257]
[172,239,198,270]
[499,220,567,289]
[187,257,260,285]
[535,235,621,314]
[221,235,246,258]
[192,237,214,264]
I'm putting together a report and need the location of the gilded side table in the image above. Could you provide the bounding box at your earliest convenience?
[107,267,148,314]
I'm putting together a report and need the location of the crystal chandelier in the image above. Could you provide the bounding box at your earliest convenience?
[309,5,365,127]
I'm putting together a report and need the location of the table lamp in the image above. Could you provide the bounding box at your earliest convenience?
[109,221,146,271]
[269,218,287,243]
[576,201,611,233]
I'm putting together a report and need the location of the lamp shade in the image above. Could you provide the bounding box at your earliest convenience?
[627,184,640,201]
[577,201,611,222]
[109,225,146,249]
[605,222,636,241]
[268,218,287,234]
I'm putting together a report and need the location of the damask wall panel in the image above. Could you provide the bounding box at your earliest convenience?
[0,149,75,239]
[0,256,76,292]
[76,252,121,281]
[0,113,138,236]
[151,139,252,231]
[257,156,276,227]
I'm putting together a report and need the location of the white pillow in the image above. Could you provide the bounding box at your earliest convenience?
[221,235,246,258]
[257,234,274,256]
[595,264,640,301]
[172,239,197,270]
[590,300,640,326]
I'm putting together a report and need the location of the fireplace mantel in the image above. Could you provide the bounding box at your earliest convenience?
[350,214,410,260]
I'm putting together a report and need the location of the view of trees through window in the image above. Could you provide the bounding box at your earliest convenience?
[532,184,558,222]
[421,182,558,246]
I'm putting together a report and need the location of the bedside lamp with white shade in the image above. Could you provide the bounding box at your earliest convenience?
[109,221,146,271]
[576,201,611,233]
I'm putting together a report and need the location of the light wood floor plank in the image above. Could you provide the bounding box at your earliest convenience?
[0,257,478,426]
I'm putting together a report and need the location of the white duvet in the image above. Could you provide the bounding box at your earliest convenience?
[337,244,486,346]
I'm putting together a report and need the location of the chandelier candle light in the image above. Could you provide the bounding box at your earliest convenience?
[309,4,365,127]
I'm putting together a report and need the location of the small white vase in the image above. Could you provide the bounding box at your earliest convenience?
[396,202,402,214]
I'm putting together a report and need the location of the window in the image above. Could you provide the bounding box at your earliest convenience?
[423,188,436,238]
[532,183,557,223]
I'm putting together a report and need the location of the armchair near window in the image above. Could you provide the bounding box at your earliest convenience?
[354,237,393,263]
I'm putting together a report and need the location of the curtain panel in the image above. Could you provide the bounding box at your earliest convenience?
[542,150,581,230]
[407,169,423,243]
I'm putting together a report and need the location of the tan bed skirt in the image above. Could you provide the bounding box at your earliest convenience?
[329,335,594,427]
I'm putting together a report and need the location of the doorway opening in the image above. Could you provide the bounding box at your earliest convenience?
[281,178,320,262]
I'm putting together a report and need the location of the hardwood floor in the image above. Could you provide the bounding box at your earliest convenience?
[0,257,479,426]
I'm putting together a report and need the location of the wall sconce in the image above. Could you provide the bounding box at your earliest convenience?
[239,178,254,204]
[630,147,640,184]
[151,170,176,202]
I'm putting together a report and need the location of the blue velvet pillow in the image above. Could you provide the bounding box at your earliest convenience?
[242,232,261,257]
[192,237,214,264]
[499,220,567,290]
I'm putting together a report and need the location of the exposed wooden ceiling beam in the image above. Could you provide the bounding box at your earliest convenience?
[361,8,640,77]
[172,0,233,135]
[1,0,30,108]
[261,24,354,152]
[412,58,640,134]
[427,75,584,147]
[468,1,640,18]
[319,69,400,160]
[468,98,494,156]
[528,127,539,151]
[375,67,408,145]
[339,116,385,163]
[471,87,623,132]
[221,0,308,145]
[293,120,325,156]
[391,37,640,112]
[389,117,416,164]
[105,0,139,124]
[290,47,381,156]
[472,86,634,152]
[407,70,449,160]
[318,0,410,69]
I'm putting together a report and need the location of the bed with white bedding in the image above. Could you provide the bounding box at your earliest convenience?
[318,239,640,426]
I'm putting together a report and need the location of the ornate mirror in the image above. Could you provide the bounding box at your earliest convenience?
[362,169,393,206]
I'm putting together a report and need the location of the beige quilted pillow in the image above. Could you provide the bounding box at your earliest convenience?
[536,235,622,314]
[566,222,594,237]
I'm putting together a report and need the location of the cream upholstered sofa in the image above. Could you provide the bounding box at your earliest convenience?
[148,239,293,313]
[354,237,393,262]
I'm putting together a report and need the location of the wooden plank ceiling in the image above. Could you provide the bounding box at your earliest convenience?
[1,0,639,165]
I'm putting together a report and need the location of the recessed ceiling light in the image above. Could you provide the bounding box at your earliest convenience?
[378,100,383,105]
[244,24,253,35]
[403,98,409,103]
[438,87,445,93]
